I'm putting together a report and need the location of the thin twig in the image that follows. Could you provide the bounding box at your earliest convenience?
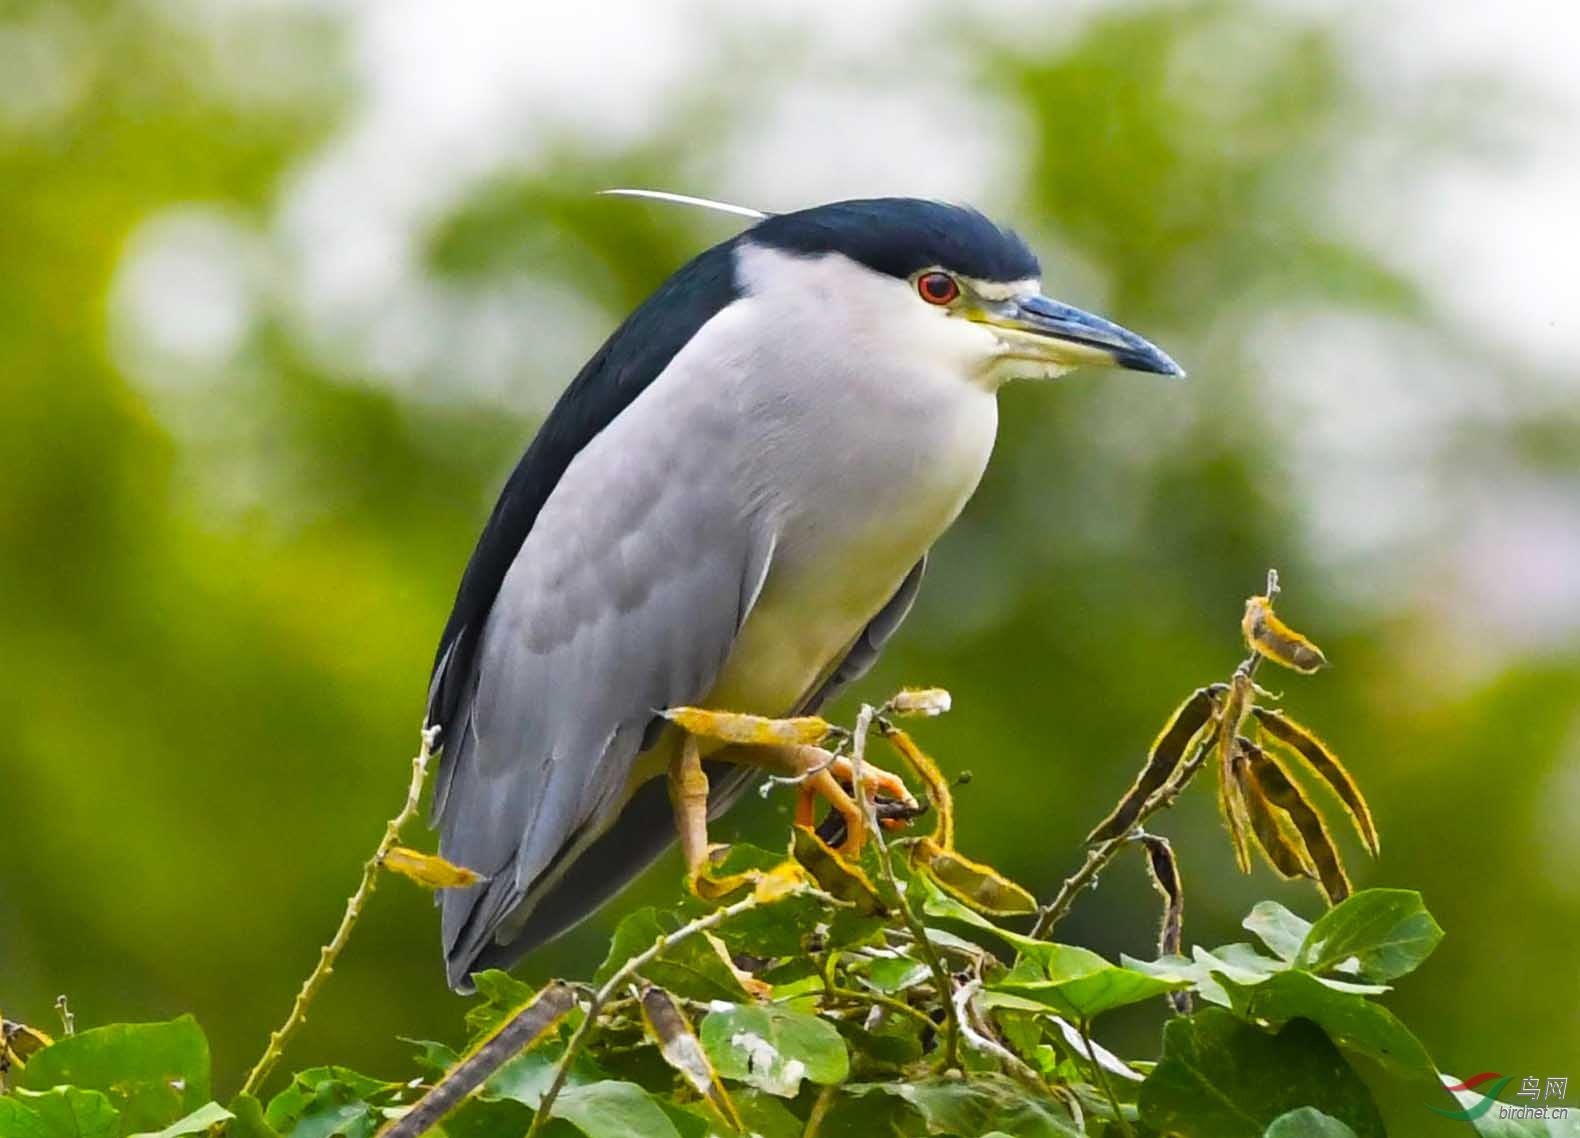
[240,724,440,1098]
[522,891,763,1138]
[848,704,961,1070]
[1080,1017,1136,1138]
[952,979,1045,1090]
[821,986,936,1032]
[802,1083,838,1138]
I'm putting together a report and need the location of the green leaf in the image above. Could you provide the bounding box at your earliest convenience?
[699,1004,849,1096]
[15,1017,211,1134]
[403,1038,460,1080]
[595,908,750,1002]
[986,964,1183,1019]
[481,1042,607,1109]
[844,1073,1082,1136]
[550,1081,685,1138]
[1297,889,1444,982]
[1265,1107,1362,1137]
[464,970,538,1039]
[3,1088,120,1138]
[1138,1009,1386,1138]
[1215,968,1435,1079]
[0,1098,47,1138]
[263,1068,400,1138]
[1245,901,1314,962]
[915,874,1116,980]
[855,954,932,994]
[224,1095,282,1138]
[131,1102,235,1138]
[731,1090,804,1138]
[432,1098,534,1138]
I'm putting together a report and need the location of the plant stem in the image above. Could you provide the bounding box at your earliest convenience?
[801,1083,838,1138]
[522,892,762,1138]
[239,724,439,1099]
[1080,1017,1136,1138]
[821,986,936,1032]
[848,704,961,1070]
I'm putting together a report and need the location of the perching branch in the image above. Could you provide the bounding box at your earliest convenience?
[848,702,962,1070]
[239,724,440,1099]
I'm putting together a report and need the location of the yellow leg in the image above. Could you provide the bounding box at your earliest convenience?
[668,735,712,878]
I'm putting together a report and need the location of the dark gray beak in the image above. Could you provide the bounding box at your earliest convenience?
[990,294,1185,377]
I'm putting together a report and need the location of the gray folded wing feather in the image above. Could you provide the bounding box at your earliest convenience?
[435,418,774,989]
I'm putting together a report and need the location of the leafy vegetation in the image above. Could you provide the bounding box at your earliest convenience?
[6,581,1557,1138]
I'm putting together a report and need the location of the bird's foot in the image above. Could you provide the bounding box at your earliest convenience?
[788,746,920,856]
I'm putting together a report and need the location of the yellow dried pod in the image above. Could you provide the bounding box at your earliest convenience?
[1218,740,1254,875]
[639,985,744,1131]
[383,846,484,889]
[911,836,1037,917]
[1253,707,1379,856]
[1087,685,1220,843]
[662,707,833,747]
[1242,595,1328,674]
[1,1015,54,1067]
[1247,748,1352,904]
[878,721,952,847]
[1236,744,1317,880]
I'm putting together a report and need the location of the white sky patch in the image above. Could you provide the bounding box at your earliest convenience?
[110,207,266,388]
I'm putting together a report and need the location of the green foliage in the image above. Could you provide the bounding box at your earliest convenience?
[3,882,1474,1137]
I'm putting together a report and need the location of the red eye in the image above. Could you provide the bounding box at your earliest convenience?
[917,272,959,305]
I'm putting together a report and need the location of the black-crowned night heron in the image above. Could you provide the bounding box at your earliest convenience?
[426,194,1182,990]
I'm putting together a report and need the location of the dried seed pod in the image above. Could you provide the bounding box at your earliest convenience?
[1137,833,1191,1015]
[1247,747,1352,904]
[1236,743,1317,880]
[1242,594,1329,673]
[1253,707,1379,856]
[886,687,953,718]
[640,985,745,1131]
[911,836,1037,917]
[1087,686,1221,843]
[878,721,953,847]
[1218,739,1254,875]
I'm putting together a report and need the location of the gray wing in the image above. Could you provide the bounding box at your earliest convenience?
[435,420,774,990]
[468,555,930,979]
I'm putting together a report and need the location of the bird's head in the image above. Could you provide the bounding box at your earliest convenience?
[739,197,1184,388]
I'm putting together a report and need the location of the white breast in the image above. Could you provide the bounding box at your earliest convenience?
[702,244,1001,714]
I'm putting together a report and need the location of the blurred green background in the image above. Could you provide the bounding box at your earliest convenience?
[4,0,1578,1127]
